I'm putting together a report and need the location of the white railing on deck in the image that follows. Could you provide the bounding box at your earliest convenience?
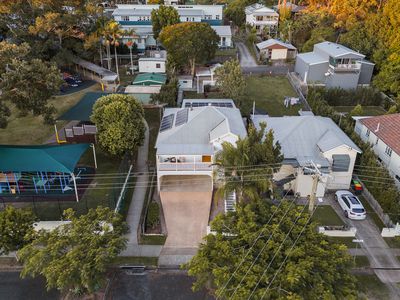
[158,162,212,172]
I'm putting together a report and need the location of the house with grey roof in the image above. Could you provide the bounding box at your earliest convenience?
[294,41,374,90]
[251,115,362,197]
[156,99,247,191]
[256,39,297,61]
[245,3,279,36]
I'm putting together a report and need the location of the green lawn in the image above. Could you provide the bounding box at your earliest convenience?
[140,235,167,245]
[312,205,345,226]
[355,274,390,299]
[215,48,237,57]
[354,256,370,268]
[184,76,300,117]
[384,237,400,248]
[334,106,386,116]
[0,84,101,145]
[327,237,357,248]
[144,108,161,167]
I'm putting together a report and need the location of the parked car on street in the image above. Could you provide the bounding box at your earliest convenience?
[335,190,366,220]
[64,77,79,87]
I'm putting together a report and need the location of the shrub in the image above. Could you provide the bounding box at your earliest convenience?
[146,202,160,229]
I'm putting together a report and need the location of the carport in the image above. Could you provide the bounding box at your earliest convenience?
[159,175,213,248]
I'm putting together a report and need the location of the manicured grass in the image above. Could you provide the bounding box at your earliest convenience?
[358,195,385,231]
[384,237,400,248]
[334,106,386,116]
[144,108,161,167]
[355,274,390,299]
[184,76,299,117]
[140,234,167,245]
[354,256,370,268]
[111,256,158,266]
[312,205,345,226]
[0,84,100,145]
[215,48,237,57]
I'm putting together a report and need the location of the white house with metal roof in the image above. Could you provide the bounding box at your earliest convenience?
[256,39,297,61]
[245,3,279,36]
[294,41,374,89]
[251,115,362,197]
[156,99,247,191]
[113,4,231,50]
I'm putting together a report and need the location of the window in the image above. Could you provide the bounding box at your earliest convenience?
[122,16,129,21]
[255,25,260,30]
[332,154,350,172]
[204,15,212,20]
[366,129,370,137]
[256,16,263,21]
[375,138,379,145]
[156,63,161,69]
[385,146,392,157]
[396,175,400,182]
[342,197,350,209]
[216,15,220,20]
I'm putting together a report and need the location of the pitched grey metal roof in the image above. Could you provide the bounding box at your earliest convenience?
[113,8,153,16]
[177,9,204,16]
[314,42,365,59]
[251,115,361,167]
[211,26,232,36]
[256,39,296,50]
[297,52,328,65]
[156,105,247,155]
[245,3,277,15]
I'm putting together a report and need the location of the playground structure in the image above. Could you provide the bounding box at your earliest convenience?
[0,144,97,202]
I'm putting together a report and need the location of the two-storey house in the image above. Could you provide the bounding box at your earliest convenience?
[245,3,279,36]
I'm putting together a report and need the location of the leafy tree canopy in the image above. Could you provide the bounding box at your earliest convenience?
[91,94,145,157]
[0,206,36,255]
[215,59,246,102]
[159,22,219,75]
[18,207,128,296]
[151,5,180,40]
[187,199,357,299]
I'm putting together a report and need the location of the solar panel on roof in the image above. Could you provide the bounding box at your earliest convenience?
[160,114,174,132]
[175,108,189,126]
[182,101,234,108]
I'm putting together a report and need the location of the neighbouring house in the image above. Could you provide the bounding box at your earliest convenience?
[155,99,246,250]
[113,4,231,51]
[354,114,400,187]
[251,115,361,197]
[156,99,246,191]
[256,39,297,61]
[138,57,166,73]
[294,41,374,89]
[131,72,166,86]
[178,75,194,90]
[245,3,279,36]
[195,63,221,93]
[272,2,306,14]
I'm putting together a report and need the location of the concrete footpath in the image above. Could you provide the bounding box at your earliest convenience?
[120,120,162,257]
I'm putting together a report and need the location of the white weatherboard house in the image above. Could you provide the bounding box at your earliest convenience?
[256,39,297,61]
[294,41,374,89]
[155,99,247,191]
[138,57,166,73]
[252,115,361,197]
[245,3,279,36]
[354,114,400,187]
[112,4,232,50]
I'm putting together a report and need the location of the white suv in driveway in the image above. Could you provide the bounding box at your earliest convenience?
[335,190,366,220]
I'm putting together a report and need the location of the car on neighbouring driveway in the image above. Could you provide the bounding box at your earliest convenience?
[335,190,366,220]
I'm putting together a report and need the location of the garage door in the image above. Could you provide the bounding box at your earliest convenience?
[160,175,213,248]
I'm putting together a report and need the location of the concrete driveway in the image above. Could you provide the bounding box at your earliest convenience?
[326,194,400,299]
[159,175,213,248]
[236,41,258,68]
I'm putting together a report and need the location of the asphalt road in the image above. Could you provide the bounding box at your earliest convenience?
[107,269,214,300]
[0,271,59,300]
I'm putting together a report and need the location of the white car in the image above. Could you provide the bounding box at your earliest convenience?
[335,190,366,220]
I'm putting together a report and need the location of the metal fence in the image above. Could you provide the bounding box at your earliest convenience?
[286,71,311,111]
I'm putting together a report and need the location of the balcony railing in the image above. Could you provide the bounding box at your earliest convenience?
[158,162,213,172]
[330,63,361,72]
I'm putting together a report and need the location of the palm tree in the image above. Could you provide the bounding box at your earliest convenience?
[215,124,282,203]
[103,20,124,82]
[124,29,137,75]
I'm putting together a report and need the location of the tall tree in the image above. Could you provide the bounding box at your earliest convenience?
[186,199,357,299]
[151,5,180,40]
[215,123,282,202]
[215,59,246,102]
[101,20,125,81]
[0,58,63,126]
[159,22,219,75]
[0,206,36,255]
[18,207,128,296]
[91,94,145,157]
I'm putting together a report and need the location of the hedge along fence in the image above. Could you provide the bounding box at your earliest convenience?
[307,87,400,223]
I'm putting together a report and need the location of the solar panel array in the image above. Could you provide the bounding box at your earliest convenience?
[184,102,234,108]
[175,108,189,126]
[160,114,174,132]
